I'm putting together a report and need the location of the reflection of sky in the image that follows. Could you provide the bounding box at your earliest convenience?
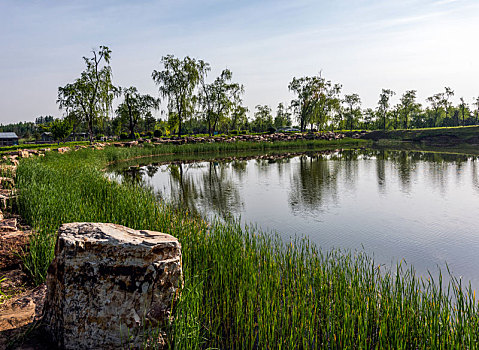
[118,150,479,290]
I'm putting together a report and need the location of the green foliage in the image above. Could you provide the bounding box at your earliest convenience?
[120,132,129,140]
[251,105,273,132]
[152,55,209,137]
[289,75,341,132]
[115,86,159,138]
[199,68,245,136]
[50,118,73,143]
[57,46,117,142]
[343,93,362,131]
[153,129,163,138]
[273,102,292,129]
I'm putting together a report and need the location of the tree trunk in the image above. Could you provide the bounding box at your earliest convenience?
[88,118,94,144]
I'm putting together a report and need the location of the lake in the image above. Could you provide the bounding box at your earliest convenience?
[111,149,479,289]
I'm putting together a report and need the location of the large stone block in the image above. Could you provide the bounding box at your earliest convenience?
[43,222,182,349]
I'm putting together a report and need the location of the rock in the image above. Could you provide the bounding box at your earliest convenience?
[0,229,29,269]
[56,147,70,153]
[0,177,14,189]
[0,284,46,331]
[0,218,17,231]
[18,150,29,158]
[43,222,182,350]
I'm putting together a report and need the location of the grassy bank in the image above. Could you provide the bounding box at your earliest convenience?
[362,125,479,146]
[0,141,91,154]
[15,141,479,348]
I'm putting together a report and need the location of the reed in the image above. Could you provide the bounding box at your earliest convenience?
[15,143,479,348]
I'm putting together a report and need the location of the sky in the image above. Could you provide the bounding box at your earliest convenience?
[0,0,478,124]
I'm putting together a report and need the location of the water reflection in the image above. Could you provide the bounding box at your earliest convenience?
[112,149,479,289]
[114,149,479,219]
[289,155,341,215]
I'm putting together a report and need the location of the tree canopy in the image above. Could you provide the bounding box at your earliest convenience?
[152,55,209,137]
[57,46,117,142]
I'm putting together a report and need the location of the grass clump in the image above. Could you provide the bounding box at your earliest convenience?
[15,142,479,348]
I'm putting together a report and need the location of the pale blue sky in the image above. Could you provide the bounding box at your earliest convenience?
[1,0,478,123]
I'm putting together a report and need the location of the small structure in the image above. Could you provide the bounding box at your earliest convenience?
[43,222,182,349]
[68,132,88,141]
[41,132,53,142]
[0,132,19,146]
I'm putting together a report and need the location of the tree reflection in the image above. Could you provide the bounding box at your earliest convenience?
[119,165,145,184]
[115,149,479,223]
[198,162,242,218]
[288,154,340,215]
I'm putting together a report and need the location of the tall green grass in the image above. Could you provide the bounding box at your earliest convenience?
[15,143,479,348]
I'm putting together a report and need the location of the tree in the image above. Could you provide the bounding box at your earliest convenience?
[230,105,248,131]
[252,105,273,132]
[441,87,454,122]
[473,97,479,125]
[57,46,117,143]
[144,112,157,132]
[152,55,209,137]
[311,80,341,131]
[377,89,395,130]
[116,86,159,138]
[362,108,376,129]
[274,103,292,129]
[459,97,468,126]
[343,94,361,131]
[200,69,244,136]
[399,90,418,129]
[426,93,443,127]
[289,76,316,132]
[289,74,341,132]
[35,116,54,125]
[50,118,73,144]
[391,104,401,129]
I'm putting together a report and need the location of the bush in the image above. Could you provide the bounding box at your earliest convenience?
[95,134,104,141]
[119,132,129,140]
[267,126,276,134]
[146,131,153,137]
[154,129,163,137]
[240,130,248,135]
[134,132,140,139]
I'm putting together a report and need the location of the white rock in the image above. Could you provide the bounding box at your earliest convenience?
[43,222,182,349]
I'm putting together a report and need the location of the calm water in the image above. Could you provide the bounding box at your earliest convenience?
[112,149,479,288]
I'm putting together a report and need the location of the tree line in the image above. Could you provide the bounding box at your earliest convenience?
[2,46,479,141]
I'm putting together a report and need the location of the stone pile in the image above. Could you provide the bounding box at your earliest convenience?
[43,222,182,349]
[0,173,28,272]
[132,131,349,146]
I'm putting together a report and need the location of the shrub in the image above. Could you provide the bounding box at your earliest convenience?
[95,134,104,141]
[119,132,129,140]
[154,129,163,138]
[267,126,276,134]
[134,132,140,139]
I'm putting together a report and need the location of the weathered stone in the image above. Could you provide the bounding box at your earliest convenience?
[43,222,182,350]
[17,150,29,158]
[0,218,17,231]
[56,147,70,153]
